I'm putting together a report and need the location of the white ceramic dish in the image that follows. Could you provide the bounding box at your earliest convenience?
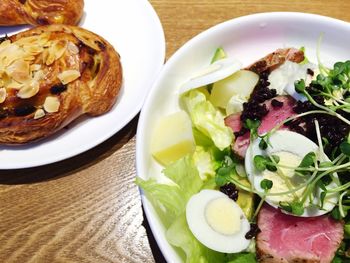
[0,0,165,169]
[136,12,350,262]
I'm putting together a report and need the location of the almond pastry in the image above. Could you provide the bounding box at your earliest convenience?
[0,24,122,144]
[0,0,84,26]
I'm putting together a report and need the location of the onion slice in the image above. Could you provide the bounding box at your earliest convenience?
[179,57,242,94]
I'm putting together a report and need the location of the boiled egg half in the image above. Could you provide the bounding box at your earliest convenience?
[186,189,251,253]
[245,130,339,217]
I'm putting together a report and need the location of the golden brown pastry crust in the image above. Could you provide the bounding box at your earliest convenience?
[0,0,84,26]
[0,24,122,144]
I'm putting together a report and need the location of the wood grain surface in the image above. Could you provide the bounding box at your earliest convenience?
[1,1,350,263]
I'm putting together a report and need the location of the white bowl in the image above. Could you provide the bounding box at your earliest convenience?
[136,12,350,263]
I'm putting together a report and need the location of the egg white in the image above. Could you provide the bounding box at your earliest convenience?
[245,130,339,217]
[186,189,251,253]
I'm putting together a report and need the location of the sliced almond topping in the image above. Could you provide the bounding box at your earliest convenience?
[6,60,30,83]
[23,45,43,56]
[0,40,11,51]
[0,88,7,103]
[46,40,67,65]
[1,44,25,67]
[33,70,44,81]
[54,40,68,60]
[23,55,35,62]
[43,96,60,113]
[15,36,39,46]
[67,41,79,55]
[57,70,80,85]
[15,34,49,47]
[17,81,40,99]
[41,49,49,65]
[72,28,100,51]
[45,52,56,66]
[7,80,23,90]
[30,64,41,72]
[34,109,45,119]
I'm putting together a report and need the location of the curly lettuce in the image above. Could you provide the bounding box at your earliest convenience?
[182,89,233,151]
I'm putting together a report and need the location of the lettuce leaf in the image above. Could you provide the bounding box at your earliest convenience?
[163,155,203,202]
[192,146,217,180]
[182,89,233,151]
[227,252,256,263]
[166,214,226,263]
[136,155,203,227]
[136,177,186,227]
[137,155,229,262]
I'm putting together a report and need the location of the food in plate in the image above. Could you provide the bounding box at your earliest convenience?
[257,204,344,263]
[186,189,251,253]
[0,0,84,26]
[0,24,122,144]
[137,46,350,262]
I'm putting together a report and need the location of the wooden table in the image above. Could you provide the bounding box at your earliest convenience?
[1,1,350,262]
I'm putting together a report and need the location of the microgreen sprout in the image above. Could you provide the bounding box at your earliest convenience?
[244,119,260,141]
[279,201,305,216]
[340,141,350,156]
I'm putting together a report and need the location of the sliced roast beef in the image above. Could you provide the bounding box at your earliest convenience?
[225,95,296,158]
[247,48,305,74]
[257,204,344,263]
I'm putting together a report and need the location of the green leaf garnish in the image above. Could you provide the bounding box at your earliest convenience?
[320,191,326,209]
[290,202,305,216]
[298,152,316,168]
[259,138,268,150]
[244,119,261,141]
[253,155,268,171]
[214,155,240,187]
[295,79,306,93]
[279,201,304,216]
[340,141,350,156]
[215,166,235,186]
[279,201,292,213]
[331,207,342,220]
[244,119,260,130]
[260,179,273,191]
[266,164,277,172]
[271,155,280,163]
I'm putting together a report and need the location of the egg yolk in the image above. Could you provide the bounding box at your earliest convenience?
[262,151,305,203]
[205,197,241,235]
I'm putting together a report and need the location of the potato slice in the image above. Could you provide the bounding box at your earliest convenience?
[209,70,259,109]
[151,111,195,165]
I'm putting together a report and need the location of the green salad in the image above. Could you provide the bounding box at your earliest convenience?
[137,46,350,263]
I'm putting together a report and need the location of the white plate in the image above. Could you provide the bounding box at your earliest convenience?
[0,0,165,169]
[136,12,350,262]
